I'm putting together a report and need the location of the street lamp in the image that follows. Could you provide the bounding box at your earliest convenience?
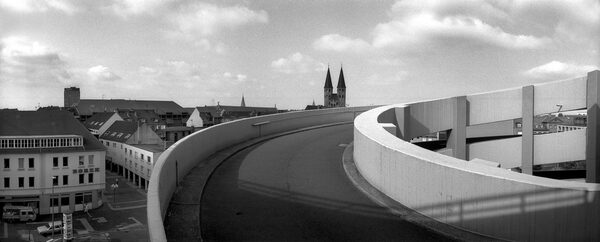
[111,178,119,203]
[51,175,57,239]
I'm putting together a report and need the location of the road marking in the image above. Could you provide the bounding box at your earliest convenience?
[77,218,95,232]
[26,221,50,225]
[128,217,143,226]
[107,202,146,211]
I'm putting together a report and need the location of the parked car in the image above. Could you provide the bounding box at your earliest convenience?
[37,221,63,236]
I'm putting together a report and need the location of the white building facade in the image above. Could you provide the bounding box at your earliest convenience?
[0,111,106,215]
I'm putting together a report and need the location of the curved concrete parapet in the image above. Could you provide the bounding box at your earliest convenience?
[147,106,376,242]
[354,72,600,241]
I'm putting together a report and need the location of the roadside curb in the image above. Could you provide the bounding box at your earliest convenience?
[341,143,505,242]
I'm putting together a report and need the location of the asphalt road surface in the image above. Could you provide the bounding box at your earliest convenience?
[201,124,448,241]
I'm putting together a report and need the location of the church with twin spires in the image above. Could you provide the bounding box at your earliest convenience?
[324,66,346,108]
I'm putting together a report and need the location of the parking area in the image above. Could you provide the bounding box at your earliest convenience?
[2,171,148,242]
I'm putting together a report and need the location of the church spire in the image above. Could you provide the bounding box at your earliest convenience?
[324,67,333,88]
[337,66,346,89]
[241,94,246,107]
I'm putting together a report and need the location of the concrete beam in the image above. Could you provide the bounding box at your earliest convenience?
[521,85,534,174]
[448,96,466,160]
[587,70,600,183]
[394,106,410,141]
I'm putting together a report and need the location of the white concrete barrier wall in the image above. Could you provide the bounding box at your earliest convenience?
[467,129,586,168]
[147,106,375,242]
[354,105,600,241]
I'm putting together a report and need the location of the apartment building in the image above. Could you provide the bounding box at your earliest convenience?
[0,110,106,215]
[99,121,163,190]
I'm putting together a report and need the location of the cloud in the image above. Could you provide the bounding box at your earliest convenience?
[313,34,371,53]
[0,36,70,83]
[87,65,121,82]
[524,61,597,80]
[169,2,268,37]
[372,7,551,50]
[0,0,78,14]
[271,53,327,74]
[109,0,173,17]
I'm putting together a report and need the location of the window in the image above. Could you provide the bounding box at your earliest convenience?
[79,174,84,184]
[106,141,110,147]
[28,158,34,168]
[3,177,9,188]
[75,193,84,204]
[18,177,24,188]
[113,143,116,148]
[88,155,94,165]
[3,158,8,169]
[50,197,58,207]
[125,148,128,154]
[61,196,69,206]
[78,156,84,166]
[28,177,34,187]
[18,158,24,169]
[129,150,132,156]
[62,157,68,167]
[141,154,144,160]
[88,173,93,183]
[52,176,58,186]
[63,175,68,185]
[147,156,151,163]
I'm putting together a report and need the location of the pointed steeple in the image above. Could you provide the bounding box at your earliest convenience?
[312,99,315,106]
[324,67,333,88]
[337,66,346,88]
[241,94,246,107]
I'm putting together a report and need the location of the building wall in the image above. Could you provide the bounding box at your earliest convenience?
[64,87,80,108]
[0,150,105,215]
[186,109,204,128]
[101,139,161,189]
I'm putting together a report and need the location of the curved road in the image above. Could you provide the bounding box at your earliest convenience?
[201,124,447,241]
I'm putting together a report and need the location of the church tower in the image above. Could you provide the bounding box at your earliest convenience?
[324,67,333,107]
[241,94,246,107]
[337,67,346,107]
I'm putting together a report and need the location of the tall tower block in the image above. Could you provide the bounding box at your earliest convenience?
[337,67,346,107]
[64,87,80,108]
[324,67,333,107]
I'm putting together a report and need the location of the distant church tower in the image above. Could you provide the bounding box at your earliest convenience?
[337,67,346,107]
[241,95,246,107]
[323,66,346,108]
[324,68,333,107]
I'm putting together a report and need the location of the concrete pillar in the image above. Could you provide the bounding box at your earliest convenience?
[449,96,467,160]
[587,70,600,183]
[394,106,410,141]
[522,85,534,174]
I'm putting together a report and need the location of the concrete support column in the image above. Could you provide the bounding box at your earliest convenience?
[522,85,534,174]
[587,70,600,183]
[449,96,467,160]
[394,105,410,141]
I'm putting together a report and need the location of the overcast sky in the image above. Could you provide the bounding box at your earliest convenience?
[1,0,598,110]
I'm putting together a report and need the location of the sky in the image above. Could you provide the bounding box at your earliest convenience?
[0,0,598,110]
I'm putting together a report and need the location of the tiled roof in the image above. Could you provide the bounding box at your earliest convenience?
[100,121,138,143]
[324,67,333,88]
[83,112,116,130]
[0,110,105,153]
[75,99,185,116]
[337,67,346,88]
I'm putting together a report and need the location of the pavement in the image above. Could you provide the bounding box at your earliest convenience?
[168,123,452,241]
[1,171,148,242]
